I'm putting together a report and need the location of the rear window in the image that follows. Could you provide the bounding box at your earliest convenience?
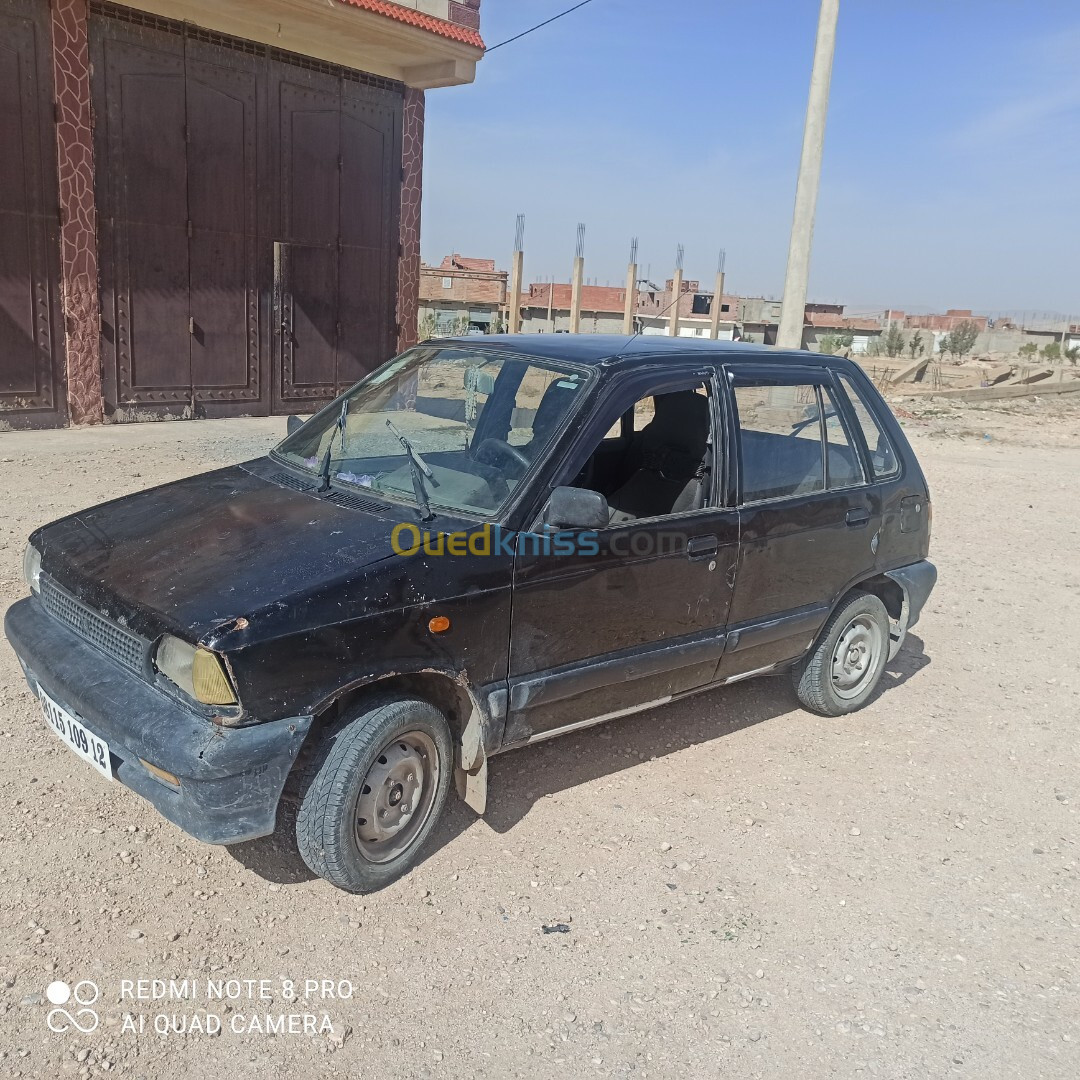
[836,373,900,479]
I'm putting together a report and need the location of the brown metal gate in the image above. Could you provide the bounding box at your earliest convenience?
[90,3,402,421]
[0,0,66,429]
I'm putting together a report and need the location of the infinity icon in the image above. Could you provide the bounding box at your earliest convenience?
[46,980,100,1033]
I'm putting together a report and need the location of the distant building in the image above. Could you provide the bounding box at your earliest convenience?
[635,279,739,339]
[419,255,508,334]
[519,283,628,334]
[894,309,989,334]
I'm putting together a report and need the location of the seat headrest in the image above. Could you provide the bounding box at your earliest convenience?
[642,391,710,455]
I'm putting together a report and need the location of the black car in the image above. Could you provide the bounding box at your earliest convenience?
[5,336,935,893]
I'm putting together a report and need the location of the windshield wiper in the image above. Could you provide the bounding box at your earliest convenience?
[317,399,350,492]
[385,418,439,521]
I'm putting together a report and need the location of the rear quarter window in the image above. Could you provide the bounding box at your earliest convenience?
[836,373,901,480]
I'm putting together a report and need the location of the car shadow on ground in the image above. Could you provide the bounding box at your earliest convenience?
[228,634,930,887]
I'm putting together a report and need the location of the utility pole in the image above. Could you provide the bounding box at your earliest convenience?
[508,214,524,334]
[623,237,638,336]
[777,0,840,349]
[669,244,684,338]
[570,223,585,334]
[709,249,727,340]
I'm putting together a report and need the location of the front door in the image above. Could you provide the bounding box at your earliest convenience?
[718,365,881,679]
[504,369,740,746]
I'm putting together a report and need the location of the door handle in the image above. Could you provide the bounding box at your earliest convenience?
[846,508,871,527]
[687,534,719,559]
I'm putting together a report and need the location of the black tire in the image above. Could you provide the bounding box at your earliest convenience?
[792,592,890,717]
[296,697,453,893]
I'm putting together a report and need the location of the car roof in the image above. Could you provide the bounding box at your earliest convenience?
[425,333,837,369]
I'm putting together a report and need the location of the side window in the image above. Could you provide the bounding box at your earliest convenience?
[836,373,900,479]
[734,382,824,502]
[570,381,716,523]
[821,385,866,489]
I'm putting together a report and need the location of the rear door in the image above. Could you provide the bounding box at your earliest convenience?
[718,364,880,680]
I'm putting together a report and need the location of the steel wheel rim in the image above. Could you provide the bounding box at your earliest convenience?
[830,614,883,700]
[354,730,440,864]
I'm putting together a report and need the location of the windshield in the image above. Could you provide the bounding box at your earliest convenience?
[273,346,589,516]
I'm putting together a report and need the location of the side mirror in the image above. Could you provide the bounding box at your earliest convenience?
[286,414,304,435]
[544,486,609,530]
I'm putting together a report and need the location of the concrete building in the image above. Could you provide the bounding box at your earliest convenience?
[636,278,739,339]
[419,254,506,334]
[519,283,628,334]
[0,0,484,427]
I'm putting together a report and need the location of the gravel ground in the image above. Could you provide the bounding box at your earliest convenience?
[0,404,1077,1080]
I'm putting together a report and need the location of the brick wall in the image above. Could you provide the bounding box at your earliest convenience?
[421,265,506,305]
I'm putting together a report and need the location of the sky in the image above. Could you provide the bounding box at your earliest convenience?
[421,0,1080,318]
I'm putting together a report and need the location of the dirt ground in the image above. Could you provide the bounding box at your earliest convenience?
[0,399,1078,1080]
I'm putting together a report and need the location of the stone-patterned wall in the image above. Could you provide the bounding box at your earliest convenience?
[50,0,102,424]
[396,86,425,353]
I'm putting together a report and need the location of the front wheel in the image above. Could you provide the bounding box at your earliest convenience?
[792,592,890,716]
[296,697,453,892]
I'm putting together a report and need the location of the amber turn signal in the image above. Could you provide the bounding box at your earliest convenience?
[139,758,180,788]
[428,615,451,634]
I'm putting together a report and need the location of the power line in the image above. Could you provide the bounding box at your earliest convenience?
[485,0,597,53]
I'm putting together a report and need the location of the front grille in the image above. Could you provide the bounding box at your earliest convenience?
[40,577,147,674]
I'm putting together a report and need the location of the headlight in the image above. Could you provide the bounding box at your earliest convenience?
[23,543,41,594]
[155,635,237,706]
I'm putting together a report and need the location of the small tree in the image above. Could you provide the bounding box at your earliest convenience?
[1065,345,1080,365]
[938,332,952,359]
[907,329,924,358]
[884,323,906,357]
[949,319,980,359]
[818,333,840,355]
[1042,341,1061,362]
[1018,341,1038,360]
[418,313,438,341]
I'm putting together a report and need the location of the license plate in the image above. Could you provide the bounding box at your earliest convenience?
[38,687,113,781]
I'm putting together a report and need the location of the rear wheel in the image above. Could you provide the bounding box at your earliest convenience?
[296,697,452,892]
[792,592,890,716]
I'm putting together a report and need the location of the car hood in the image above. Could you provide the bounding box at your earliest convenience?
[32,460,427,643]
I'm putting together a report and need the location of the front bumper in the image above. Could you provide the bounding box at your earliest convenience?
[4,596,313,844]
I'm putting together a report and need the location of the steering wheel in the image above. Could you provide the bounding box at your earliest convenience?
[473,437,530,472]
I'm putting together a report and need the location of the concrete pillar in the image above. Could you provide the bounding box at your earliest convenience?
[777,0,840,350]
[669,269,683,337]
[623,262,637,335]
[709,270,726,340]
[51,0,103,424]
[508,250,523,333]
[570,256,584,334]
